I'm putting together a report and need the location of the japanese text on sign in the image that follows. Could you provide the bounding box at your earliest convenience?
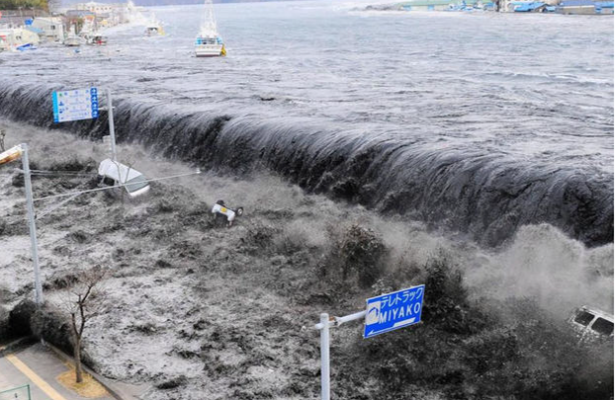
[364,284,425,338]
[52,87,99,123]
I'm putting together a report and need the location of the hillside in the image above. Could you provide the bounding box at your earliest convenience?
[0,0,47,11]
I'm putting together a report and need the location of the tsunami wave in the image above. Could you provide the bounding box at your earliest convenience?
[0,82,612,248]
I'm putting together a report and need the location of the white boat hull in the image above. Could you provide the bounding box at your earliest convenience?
[195,44,223,57]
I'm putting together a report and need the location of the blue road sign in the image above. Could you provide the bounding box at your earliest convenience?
[363,284,425,338]
[52,87,99,123]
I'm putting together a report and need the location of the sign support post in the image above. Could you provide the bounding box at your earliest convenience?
[106,88,117,162]
[21,143,43,305]
[319,313,330,400]
[314,310,367,400]
[314,285,425,399]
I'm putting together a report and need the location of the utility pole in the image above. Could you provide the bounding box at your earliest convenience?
[21,143,43,305]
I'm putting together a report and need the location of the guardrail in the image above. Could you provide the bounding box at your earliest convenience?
[0,384,31,400]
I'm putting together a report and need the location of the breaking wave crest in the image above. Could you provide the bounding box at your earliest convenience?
[0,82,612,247]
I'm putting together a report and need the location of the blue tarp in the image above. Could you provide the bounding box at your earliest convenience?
[559,0,595,6]
[512,1,545,10]
[16,43,36,51]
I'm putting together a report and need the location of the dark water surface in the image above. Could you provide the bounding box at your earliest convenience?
[1,2,613,245]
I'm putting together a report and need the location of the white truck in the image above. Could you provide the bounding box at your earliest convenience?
[568,306,614,343]
[98,159,150,198]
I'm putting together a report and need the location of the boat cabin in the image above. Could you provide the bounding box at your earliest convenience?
[196,36,219,45]
[146,25,163,36]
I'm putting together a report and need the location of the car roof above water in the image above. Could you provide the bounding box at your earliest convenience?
[577,306,614,323]
[98,158,144,183]
[569,306,614,338]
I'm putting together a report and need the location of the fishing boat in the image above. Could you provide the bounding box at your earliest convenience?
[78,18,94,39]
[145,15,165,36]
[89,34,108,45]
[78,19,107,45]
[195,0,226,57]
[64,24,84,47]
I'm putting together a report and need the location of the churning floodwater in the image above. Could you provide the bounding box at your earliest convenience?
[0,1,613,246]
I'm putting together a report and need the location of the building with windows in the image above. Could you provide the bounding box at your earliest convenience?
[74,2,114,14]
[31,17,64,41]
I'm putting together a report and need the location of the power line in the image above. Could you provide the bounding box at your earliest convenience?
[33,170,201,202]
[37,192,82,220]
[30,169,98,177]
[36,167,99,219]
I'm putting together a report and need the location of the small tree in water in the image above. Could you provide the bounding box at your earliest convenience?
[336,224,387,288]
[65,266,108,383]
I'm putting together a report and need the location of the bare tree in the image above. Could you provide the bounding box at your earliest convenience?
[65,266,108,383]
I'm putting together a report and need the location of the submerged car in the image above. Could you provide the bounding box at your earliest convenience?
[568,306,614,343]
[98,159,150,198]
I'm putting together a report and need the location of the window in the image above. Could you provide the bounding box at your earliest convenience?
[125,175,149,193]
[591,318,614,336]
[574,310,595,326]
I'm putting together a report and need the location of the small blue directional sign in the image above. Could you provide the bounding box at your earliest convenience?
[52,87,99,123]
[364,284,425,339]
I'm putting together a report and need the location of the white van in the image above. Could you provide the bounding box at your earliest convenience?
[98,159,150,198]
[568,306,614,343]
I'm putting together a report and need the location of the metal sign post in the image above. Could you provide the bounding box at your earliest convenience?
[106,88,117,162]
[319,313,331,400]
[314,285,425,399]
[314,311,367,400]
[20,143,43,305]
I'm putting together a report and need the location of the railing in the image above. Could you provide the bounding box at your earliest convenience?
[0,384,31,400]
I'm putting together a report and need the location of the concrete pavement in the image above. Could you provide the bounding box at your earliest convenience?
[0,342,114,400]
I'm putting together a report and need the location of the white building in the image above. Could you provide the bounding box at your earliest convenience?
[31,17,65,42]
[0,28,40,51]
